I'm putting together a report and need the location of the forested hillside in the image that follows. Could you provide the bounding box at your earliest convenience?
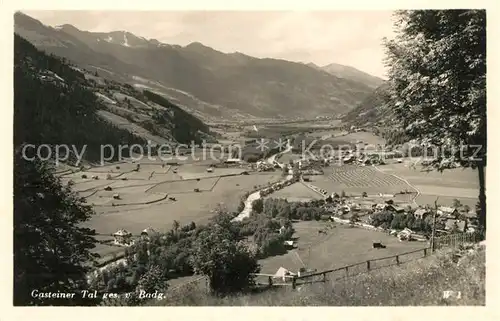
[14,34,145,163]
[341,82,391,128]
[143,90,210,144]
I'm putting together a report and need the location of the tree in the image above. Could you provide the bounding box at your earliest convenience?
[390,213,407,230]
[349,213,360,225]
[252,198,264,214]
[371,211,394,229]
[341,190,346,198]
[384,10,486,235]
[362,192,368,198]
[14,150,99,306]
[135,265,168,294]
[452,199,462,208]
[14,35,146,164]
[191,224,260,295]
[237,200,245,212]
[172,220,180,233]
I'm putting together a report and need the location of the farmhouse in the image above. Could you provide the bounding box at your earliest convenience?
[386,204,405,214]
[414,208,430,220]
[224,158,241,164]
[283,240,295,249]
[373,203,387,212]
[113,229,132,245]
[438,206,459,217]
[445,219,467,233]
[141,227,157,238]
[273,267,295,283]
[397,228,414,241]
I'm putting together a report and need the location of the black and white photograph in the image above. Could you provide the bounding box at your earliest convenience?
[4,3,491,312]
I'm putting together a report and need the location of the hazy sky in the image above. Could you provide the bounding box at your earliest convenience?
[24,11,396,79]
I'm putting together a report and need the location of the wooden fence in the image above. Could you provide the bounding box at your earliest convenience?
[252,273,296,287]
[293,247,430,288]
[433,231,479,250]
[287,231,479,289]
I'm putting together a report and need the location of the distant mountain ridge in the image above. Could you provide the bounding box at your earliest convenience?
[307,62,385,89]
[15,12,379,120]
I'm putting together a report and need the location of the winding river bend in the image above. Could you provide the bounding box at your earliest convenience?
[232,143,293,222]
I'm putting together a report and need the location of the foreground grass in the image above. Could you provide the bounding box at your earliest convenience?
[154,246,485,306]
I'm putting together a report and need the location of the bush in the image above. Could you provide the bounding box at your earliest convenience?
[371,211,394,229]
[252,199,264,214]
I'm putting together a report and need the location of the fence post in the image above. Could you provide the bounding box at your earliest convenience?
[268,276,273,288]
[396,255,400,265]
[424,248,427,257]
[292,276,297,289]
[367,260,371,271]
[431,197,439,253]
[323,272,326,283]
[206,276,211,293]
[345,266,349,277]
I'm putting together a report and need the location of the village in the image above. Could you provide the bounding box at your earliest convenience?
[103,144,478,267]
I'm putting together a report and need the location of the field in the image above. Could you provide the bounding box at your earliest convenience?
[67,161,283,236]
[257,221,426,275]
[269,183,323,202]
[314,165,415,196]
[56,156,283,261]
[376,162,479,207]
[324,131,386,146]
[148,177,220,194]
[306,129,346,139]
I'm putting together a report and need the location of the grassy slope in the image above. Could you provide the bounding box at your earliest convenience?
[342,82,391,128]
[156,246,485,306]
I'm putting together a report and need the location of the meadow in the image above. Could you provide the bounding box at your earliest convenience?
[73,162,283,237]
[377,162,480,207]
[314,165,414,196]
[252,222,426,275]
[269,183,324,202]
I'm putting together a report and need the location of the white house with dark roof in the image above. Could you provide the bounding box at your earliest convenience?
[141,227,157,238]
[438,206,459,218]
[414,208,430,220]
[113,229,132,245]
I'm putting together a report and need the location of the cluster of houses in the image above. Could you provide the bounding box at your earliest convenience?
[291,148,404,169]
[112,227,158,246]
[324,150,403,167]
[322,195,477,237]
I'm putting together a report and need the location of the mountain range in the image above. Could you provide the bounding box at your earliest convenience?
[306,62,384,89]
[14,12,383,121]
